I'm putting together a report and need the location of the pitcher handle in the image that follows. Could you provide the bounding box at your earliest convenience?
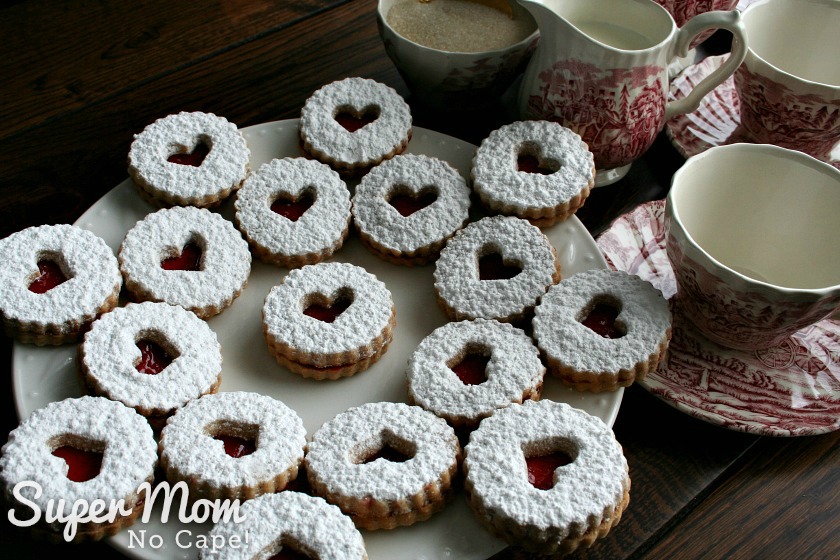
[665,11,748,120]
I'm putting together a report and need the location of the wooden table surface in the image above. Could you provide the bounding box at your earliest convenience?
[1,2,837,559]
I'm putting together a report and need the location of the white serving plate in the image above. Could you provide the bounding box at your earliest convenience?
[12,119,621,560]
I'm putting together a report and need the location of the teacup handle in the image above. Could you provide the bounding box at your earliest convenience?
[665,11,748,120]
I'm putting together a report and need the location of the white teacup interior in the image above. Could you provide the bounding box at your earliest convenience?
[744,0,840,85]
[671,145,840,290]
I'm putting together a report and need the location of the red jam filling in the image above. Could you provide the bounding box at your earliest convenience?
[517,154,559,175]
[581,303,623,339]
[28,260,68,293]
[303,295,352,323]
[161,242,202,271]
[361,444,412,464]
[271,190,316,222]
[450,353,490,386]
[135,339,173,375]
[526,451,573,490]
[334,107,378,132]
[478,253,522,280]
[167,142,210,167]
[387,189,437,217]
[214,435,257,458]
[52,446,104,483]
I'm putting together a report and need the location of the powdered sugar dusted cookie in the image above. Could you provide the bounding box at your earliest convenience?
[128,111,250,207]
[160,391,307,501]
[352,154,471,266]
[263,262,396,380]
[234,157,351,268]
[533,269,671,392]
[305,401,461,530]
[434,215,561,323]
[119,206,251,319]
[406,319,545,429]
[472,121,594,227]
[200,492,368,559]
[0,224,121,345]
[300,77,412,176]
[0,396,157,542]
[463,400,630,556]
[80,302,222,428]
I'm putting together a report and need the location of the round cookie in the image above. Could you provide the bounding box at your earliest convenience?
[463,399,630,556]
[119,206,252,319]
[128,111,250,207]
[0,224,122,345]
[159,391,307,501]
[80,301,222,428]
[234,157,351,268]
[0,396,157,542]
[299,77,412,176]
[406,319,545,429]
[305,401,461,530]
[262,262,396,380]
[532,269,672,392]
[200,492,368,560]
[471,120,595,227]
[434,215,561,323]
[352,154,471,266]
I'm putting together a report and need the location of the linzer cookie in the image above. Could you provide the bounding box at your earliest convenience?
[118,206,251,319]
[262,262,396,380]
[463,400,630,556]
[406,319,545,429]
[0,224,122,345]
[299,77,412,176]
[305,402,461,530]
[471,120,595,226]
[234,157,352,268]
[0,396,157,542]
[433,215,561,323]
[79,302,222,429]
[532,269,671,392]
[159,391,307,501]
[200,492,368,560]
[128,111,250,207]
[352,154,471,266]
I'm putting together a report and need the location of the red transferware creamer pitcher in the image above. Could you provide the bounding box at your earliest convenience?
[516,0,747,185]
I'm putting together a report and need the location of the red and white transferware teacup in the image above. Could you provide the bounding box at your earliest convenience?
[665,143,840,351]
[516,0,747,186]
[653,0,739,47]
[734,0,840,166]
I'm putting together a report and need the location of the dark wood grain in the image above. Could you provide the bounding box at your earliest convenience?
[1,1,837,559]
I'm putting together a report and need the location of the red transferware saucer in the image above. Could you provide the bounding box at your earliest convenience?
[597,200,840,436]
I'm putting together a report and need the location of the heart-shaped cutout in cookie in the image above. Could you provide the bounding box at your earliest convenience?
[448,344,491,386]
[135,334,179,375]
[387,185,438,217]
[355,431,416,464]
[579,297,626,339]
[303,288,354,323]
[161,240,203,271]
[271,187,316,222]
[517,142,561,175]
[334,104,380,132]
[28,257,70,294]
[50,435,106,483]
[523,438,578,490]
[207,421,259,459]
[478,247,522,281]
[266,542,313,560]
[167,139,211,167]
